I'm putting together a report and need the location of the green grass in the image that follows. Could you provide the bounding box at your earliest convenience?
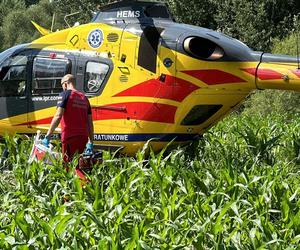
[0,113,299,249]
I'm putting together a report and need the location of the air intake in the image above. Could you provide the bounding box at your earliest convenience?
[183,37,224,60]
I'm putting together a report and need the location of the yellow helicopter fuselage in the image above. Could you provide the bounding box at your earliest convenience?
[0,1,299,155]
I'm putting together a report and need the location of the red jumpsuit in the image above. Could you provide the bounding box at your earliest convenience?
[57,89,92,163]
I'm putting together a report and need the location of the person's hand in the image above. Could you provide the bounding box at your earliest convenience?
[42,136,50,147]
[84,142,93,155]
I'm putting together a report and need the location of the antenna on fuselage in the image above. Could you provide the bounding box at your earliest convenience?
[49,0,55,32]
[64,11,81,28]
[50,13,56,32]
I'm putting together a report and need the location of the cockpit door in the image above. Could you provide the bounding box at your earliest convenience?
[119,24,139,70]
[27,52,75,132]
[74,54,112,96]
[75,53,113,133]
[0,50,30,133]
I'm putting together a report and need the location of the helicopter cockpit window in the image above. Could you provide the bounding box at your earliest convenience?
[144,5,171,18]
[0,55,28,97]
[32,57,71,95]
[84,62,109,93]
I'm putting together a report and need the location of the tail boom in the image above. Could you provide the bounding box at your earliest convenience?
[244,53,300,92]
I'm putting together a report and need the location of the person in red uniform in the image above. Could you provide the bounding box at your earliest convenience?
[42,74,94,164]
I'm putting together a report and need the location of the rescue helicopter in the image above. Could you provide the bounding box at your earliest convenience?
[0,0,300,156]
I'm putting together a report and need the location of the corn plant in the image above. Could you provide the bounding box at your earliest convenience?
[0,113,299,249]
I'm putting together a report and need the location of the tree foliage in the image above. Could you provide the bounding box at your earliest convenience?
[0,0,25,49]
[243,89,300,118]
[53,0,108,26]
[0,0,65,51]
[169,0,300,52]
[168,0,217,29]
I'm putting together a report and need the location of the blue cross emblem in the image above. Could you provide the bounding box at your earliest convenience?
[88,29,103,49]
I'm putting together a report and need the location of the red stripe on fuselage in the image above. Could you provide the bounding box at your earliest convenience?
[291,69,300,78]
[182,69,247,85]
[17,117,52,126]
[94,102,177,123]
[17,102,177,126]
[242,68,283,80]
[114,75,199,102]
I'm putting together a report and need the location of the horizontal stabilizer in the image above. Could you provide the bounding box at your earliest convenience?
[31,21,50,36]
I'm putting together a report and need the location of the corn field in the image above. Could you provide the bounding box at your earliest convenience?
[0,113,299,249]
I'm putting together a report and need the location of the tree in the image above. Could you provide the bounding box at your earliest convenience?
[0,0,60,51]
[53,0,108,27]
[0,0,24,51]
[167,0,217,29]
[167,0,300,52]
[25,0,39,6]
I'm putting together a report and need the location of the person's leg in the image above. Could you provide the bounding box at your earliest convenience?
[62,136,88,162]
[62,142,70,163]
[62,136,88,180]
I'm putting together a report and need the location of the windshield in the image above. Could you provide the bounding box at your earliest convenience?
[0,44,28,68]
[0,44,29,97]
[92,2,173,23]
